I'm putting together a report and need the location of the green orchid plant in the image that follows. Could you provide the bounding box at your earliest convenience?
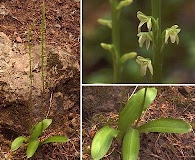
[10,2,68,159]
[11,119,68,158]
[91,87,192,160]
[136,0,181,83]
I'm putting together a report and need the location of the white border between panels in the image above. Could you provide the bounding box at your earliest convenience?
[80,0,82,159]
[82,84,195,86]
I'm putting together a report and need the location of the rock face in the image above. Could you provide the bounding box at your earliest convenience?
[0,32,79,132]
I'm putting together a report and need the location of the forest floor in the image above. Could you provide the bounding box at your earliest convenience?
[0,0,80,159]
[82,86,195,160]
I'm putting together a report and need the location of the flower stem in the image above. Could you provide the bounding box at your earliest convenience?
[152,0,161,33]
[151,0,163,83]
[134,87,147,128]
[41,0,46,108]
[110,0,121,83]
[28,22,34,129]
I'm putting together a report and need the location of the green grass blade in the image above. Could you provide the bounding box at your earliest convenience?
[118,88,157,141]
[137,118,192,133]
[26,140,40,158]
[91,126,119,160]
[41,135,68,145]
[11,136,27,151]
[122,128,140,160]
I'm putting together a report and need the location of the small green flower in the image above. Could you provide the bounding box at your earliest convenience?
[165,25,181,44]
[137,11,152,33]
[101,43,113,53]
[137,32,152,50]
[98,19,112,29]
[136,56,153,76]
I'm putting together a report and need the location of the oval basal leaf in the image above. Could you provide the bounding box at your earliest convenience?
[91,126,119,160]
[137,118,192,134]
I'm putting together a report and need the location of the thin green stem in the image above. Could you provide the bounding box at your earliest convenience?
[110,0,121,83]
[119,86,127,112]
[28,23,34,129]
[134,87,147,128]
[151,0,163,83]
[152,0,161,33]
[41,0,46,109]
[40,0,46,142]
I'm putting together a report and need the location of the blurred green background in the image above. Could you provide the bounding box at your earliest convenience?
[83,0,195,83]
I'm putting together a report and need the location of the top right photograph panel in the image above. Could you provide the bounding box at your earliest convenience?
[83,0,195,84]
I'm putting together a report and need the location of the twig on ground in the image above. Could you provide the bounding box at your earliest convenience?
[46,92,53,118]
[150,153,164,160]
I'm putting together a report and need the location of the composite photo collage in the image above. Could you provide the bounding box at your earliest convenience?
[0,0,194,160]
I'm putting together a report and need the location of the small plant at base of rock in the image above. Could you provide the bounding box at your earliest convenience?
[91,87,192,160]
[11,119,68,158]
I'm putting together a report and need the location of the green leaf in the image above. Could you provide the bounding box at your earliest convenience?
[30,119,52,141]
[91,126,119,160]
[123,128,140,160]
[137,118,192,133]
[41,135,68,145]
[11,136,27,151]
[26,140,40,158]
[120,52,137,64]
[118,88,157,141]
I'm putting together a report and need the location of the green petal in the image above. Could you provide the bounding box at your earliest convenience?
[137,11,148,22]
[176,35,179,44]
[147,18,152,31]
[147,61,153,75]
[165,30,169,44]
[138,34,144,47]
[146,39,151,50]
[140,63,147,76]
[170,33,176,43]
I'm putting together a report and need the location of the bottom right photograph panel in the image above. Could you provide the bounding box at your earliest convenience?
[82,86,194,160]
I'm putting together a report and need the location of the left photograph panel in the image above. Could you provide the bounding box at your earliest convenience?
[0,1,80,159]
